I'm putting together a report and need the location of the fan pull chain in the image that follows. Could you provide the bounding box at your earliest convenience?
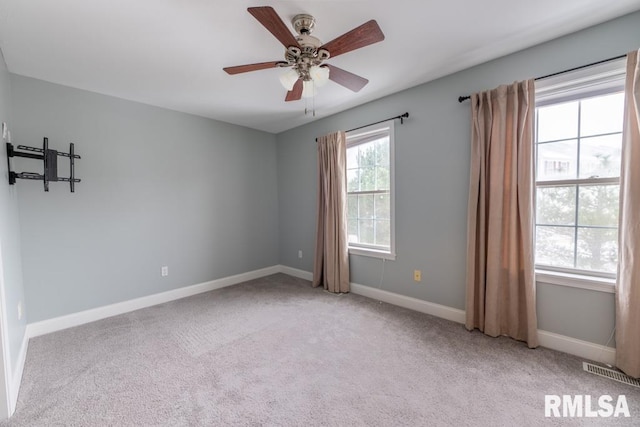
[303,81,316,117]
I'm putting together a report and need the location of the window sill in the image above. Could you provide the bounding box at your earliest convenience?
[348,247,396,260]
[535,269,615,294]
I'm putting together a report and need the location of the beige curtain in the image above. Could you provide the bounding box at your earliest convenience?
[465,80,539,348]
[313,131,350,293]
[616,49,640,378]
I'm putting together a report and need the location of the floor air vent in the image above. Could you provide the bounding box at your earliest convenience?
[583,362,640,388]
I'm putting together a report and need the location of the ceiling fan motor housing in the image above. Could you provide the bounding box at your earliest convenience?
[284,15,330,82]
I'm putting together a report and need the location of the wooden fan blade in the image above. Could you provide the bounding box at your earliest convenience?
[248,6,300,49]
[285,79,303,102]
[320,20,384,58]
[325,65,369,92]
[223,61,282,75]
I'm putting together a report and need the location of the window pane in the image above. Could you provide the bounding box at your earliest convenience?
[358,143,376,167]
[348,219,358,244]
[535,225,575,268]
[358,194,374,219]
[375,166,390,190]
[576,227,618,273]
[537,101,578,142]
[347,194,358,219]
[580,92,625,137]
[358,219,374,245]
[374,193,390,220]
[375,220,390,247]
[577,184,619,227]
[347,146,359,169]
[347,169,359,192]
[578,134,622,179]
[537,140,577,181]
[536,186,576,225]
[375,137,389,165]
[359,167,376,191]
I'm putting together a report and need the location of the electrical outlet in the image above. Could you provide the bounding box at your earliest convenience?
[161,266,169,277]
[17,301,23,320]
[298,250,303,259]
[414,270,422,282]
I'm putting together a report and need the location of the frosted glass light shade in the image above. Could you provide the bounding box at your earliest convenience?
[279,68,299,91]
[310,65,330,87]
[302,80,317,98]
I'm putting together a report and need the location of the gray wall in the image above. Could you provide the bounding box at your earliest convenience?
[10,75,279,322]
[276,11,640,347]
[0,51,27,387]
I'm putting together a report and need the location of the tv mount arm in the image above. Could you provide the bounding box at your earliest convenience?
[6,137,81,192]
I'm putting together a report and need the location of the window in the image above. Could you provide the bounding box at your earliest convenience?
[534,58,625,279]
[346,120,395,259]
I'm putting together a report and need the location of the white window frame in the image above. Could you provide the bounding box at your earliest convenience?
[534,57,626,293]
[346,120,396,260]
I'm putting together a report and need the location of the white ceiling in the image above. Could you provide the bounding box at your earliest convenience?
[1,1,639,134]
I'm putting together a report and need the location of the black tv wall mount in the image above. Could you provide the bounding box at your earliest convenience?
[6,137,81,192]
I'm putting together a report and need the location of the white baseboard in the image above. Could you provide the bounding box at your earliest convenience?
[277,265,617,365]
[279,265,313,281]
[8,332,28,415]
[349,282,466,324]
[538,329,616,366]
[22,263,618,375]
[26,265,280,338]
[277,265,465,324]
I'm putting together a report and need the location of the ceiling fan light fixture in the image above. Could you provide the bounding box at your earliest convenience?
[279,68,299,91]
[310,65,330,87]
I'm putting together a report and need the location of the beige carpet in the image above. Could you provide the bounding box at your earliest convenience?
[4,273,639,426]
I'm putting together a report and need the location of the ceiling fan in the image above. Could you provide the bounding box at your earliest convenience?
[223,6,385,102]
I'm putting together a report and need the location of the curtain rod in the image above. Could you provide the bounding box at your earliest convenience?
[346,112,409,133]
[457,53,627,103]
[315,112,409,141]
[316,112,409,142]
